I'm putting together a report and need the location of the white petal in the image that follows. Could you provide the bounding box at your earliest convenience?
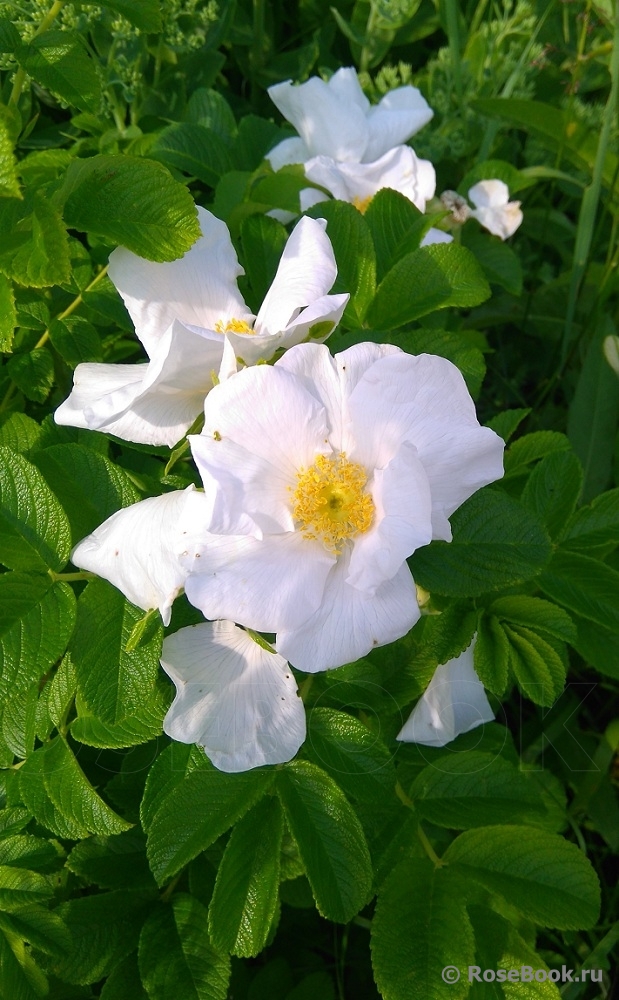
[276,557,419,673]
[364,86,434,161]
[276,341,402,453]
[326,67,370,113]
[346,352,504,536]
[346,441,433,594]
[195,363,329,481]
[305,147,436,212]
[302,156,352,202]
[468,179,509,209]
[255,216,338,338]
[299,187,330,212]
[470,203,523,240]
[108,207,249,357]
[161,621,306,772]
[184,532,334,633]
[60,321,224,447]
[268,77,369,162]
[265,136,310,170]
[421,228,453,246]
[397,638,494,746]
[71,487,210,625]
[55,363,146,431]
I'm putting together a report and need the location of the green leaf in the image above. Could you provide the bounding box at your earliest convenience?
[1,683,38,759]
[85,0,162,31]
[185,88,237,140]
[61,155,200,262]
[507,625,566,706]
[0,864,53,910]
[33,444,140,543]
[48,316,102,365]
[6,349,54,404]
[0,929,47,1000]
[307,201,376,327]
[53,890,153,984]
[139,895,230,1000]
[411,753,546,829]
[504,431,571,476]
[70,677,170,748]
[416,601,478,667]
[521,450,583,540]
[488,596,576,644]
[390,327,486,398]
[0,112,20,198]
[276,760,372,923]
[151,123,233,186]
[67,828,155,890]
[363,180,424,281]
[538,549,619,633]
[16,30,101,114]
[0,905,70,958]
[572,615,619,679]
[251,166,308,213]
[208,797,283,957]
[443,825,601,929]
[366,244,491,330]
[563,487,619,555]
[0,574,75,697]
[70,580,163,725]
[371,858,475,1000]
[240,214,288,308]
[10,195,71,288]
[485,408,530,443]
[0,448,71,572]
[568,323,619,501]
[145,752,274,885]
[461,228,523,296]
[18,736,131,839]
[0,413,41,454]
[467,905,562,1000]
[303,708,395,804]
[100,952,149,1000]
[0,19,20,54]
[409,491,552,598]
[0,833,60,873]
[0,273,16,352]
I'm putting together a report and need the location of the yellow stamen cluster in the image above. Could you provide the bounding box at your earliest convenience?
[352,195,373,215]
[291,453,374,553]
[215,318,254,335]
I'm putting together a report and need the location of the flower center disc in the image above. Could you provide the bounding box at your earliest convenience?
[215,318,254,335]
[292,454,374,553]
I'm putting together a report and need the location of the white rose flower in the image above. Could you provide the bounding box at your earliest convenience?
[468,180,523,240]
[267,67,433,168]
[161,620,306,772]
[55,209,348,447]
[397,637,495,746]
[182,342,504,673]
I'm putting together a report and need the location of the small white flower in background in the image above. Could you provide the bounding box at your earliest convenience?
[182,342,504,673]
[55,208,348,447]
[468,180,523,240]
[267,66,433,169]
[161,620,306,772]
[397,637,495,747]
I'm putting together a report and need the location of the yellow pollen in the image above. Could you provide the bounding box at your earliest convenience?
[352,195,373,214]
[215,317,254,335]
[291,454,374,553]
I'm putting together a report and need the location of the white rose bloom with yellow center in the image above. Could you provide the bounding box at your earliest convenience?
[54,208,348,447]
[183,342,504,673]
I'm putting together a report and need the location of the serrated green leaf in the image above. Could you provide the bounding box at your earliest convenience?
[0,113,20,199]
[0,834,61,873]
[208,797,282,957]
[412,753,546,829]
[0,905,70,958]
[443,825,600,929]
[489,596,576,643]
[367,243,491,330]
[563,486,619,555]
[303,709,395,804]
[10,195,70,288]
[416,602,479,667]
[568,323,619,502]
[363,187,423,281]
[0,864,53,910]
[145,754,274,885]
[139,895,230,1000]
[33,444,140,543]
[19,736,131,839]
[0,413,41,454]
[0,575,75,698]
[250,166,308,213]
[0,929,47,1000]
[70,676,170,748]
[461,228,523,295]
[6,349,54,404]
[521,450,583,540]
[1,683,38,759]
[140,742,195,832]
[467,905,562,1000]
[53,890,153,985]
[474,614,510,695]
[83,0,162,30]
[307,200,376,327]
[504,431,571,476]
[16,30,101,114]
[485,408,530,443]
[0,273,16,352]
[0,18,20,54]
[371,858,475,1000]
[66,828,155,891]
[70,579,162,725]
[409,491,552,598]
[185,88,237,139]
[61,155,200,262]
[151,123,233,186]
[0,808,30,838]
[48,316,101,365]
[240,214,288,310]
[276,760,372,923]
[538,549,619,633]
[100,951,149,1000]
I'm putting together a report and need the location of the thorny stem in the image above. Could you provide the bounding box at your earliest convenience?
[9,0,67,107]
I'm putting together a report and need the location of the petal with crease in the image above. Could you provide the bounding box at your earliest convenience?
[71,487,211,625]
[364,86,434,161]
[268,77,369,162]
[275,557,419,673]
[161,621,305,772]
[396,639,495,746]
